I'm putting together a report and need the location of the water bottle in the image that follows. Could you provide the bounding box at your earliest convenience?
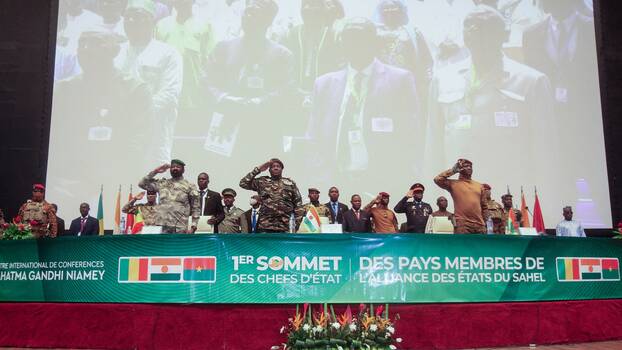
[120,216,126,234]
[289,213,296,233]
[486,217,493,234]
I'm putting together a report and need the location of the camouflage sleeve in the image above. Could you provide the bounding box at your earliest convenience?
[17,204,25,222]
[240,212,249,233]
[47,207,58,238]
[239,167,262,191]
[122,200,137,214]
[189,187,200,226]
[138,171,160,192]
[292,183,305,230]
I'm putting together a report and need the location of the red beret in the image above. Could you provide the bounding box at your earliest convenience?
[33,184,45,191]
[482,184,491,190]
[379,192,390,197]
[410,183,425,192]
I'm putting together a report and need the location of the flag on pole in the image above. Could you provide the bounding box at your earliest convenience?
[131,207,144,234]
[97,185,105,236]
[114,185,121,234]
[520,187,531,227]
[302,206,322,233]
[125,185,134,234]
[533,187,546,234]
[506,208,519,235]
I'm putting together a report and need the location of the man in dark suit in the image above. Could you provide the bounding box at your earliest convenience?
[325,186,348,224]
[305,18,420,192]
[197,172,225,233]
[342,194,372,233]
[68,203,99,236]
[243,195,262,233]
[523,0,607,220]
[204,0,295,178]
[51,203,66,236]
[394,183,433,233]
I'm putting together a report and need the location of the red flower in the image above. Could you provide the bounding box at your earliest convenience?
[359,303,366,314]
[17,224,25,231]
[375,305,384,317]
[13,216,22,224]
[29,220,39,226]
[2,223,9,229]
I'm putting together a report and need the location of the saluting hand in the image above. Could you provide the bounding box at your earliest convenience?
[134,192,145,201]
[154,164,170,174]
[258,161,271,172]
[406,189,415,198]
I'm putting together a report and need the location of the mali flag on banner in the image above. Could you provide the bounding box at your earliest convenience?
[557,258,620,281]
[302,206,321,233]
[118,257,149,282]
[183,257,216,282]
[149,257,182,281]
[97,186,104,236]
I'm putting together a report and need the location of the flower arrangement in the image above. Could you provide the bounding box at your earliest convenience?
[613,221,622,239]
[274,303,401,350]
[1,216,35,240]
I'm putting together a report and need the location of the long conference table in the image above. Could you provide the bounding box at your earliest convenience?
[1,234,621,350]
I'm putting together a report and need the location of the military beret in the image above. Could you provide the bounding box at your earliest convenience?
[222,188,237,197]
[146,190,157,195]
[33,184,45,191]
[410,183,425,192]
[171,159,186,167]
[501,193,513,200]
[379,192,390,198]
[308,188,320,194]
[482,184,491,190]
[127,0,156,17]
[459,158,473,166]
[270,158,284,168]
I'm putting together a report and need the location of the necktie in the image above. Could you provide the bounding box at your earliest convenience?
[251,209,257,232]
[80,218,86,234]
[355,210,360,220]
[332,203,338,219]
[336,72,365,166]
[200,190,205,213]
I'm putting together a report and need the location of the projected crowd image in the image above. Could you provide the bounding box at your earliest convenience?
[47,0,608,229]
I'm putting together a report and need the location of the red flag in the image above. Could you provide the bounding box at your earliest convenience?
[520,188,531,227]
[533,190,545,234]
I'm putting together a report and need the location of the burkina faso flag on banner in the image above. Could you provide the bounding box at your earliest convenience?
[602,258,620,280]
[183,257,216,282]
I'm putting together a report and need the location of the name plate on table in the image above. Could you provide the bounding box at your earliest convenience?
[140,226,162,234]
[190,216,214,234]
[425,216,454,234]
[321,224,343,234]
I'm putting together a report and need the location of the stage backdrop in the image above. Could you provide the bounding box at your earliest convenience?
[0,234,620,303]
[46,0,610,230]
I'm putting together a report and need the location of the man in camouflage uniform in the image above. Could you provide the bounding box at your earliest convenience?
[299,187,331,233]
[218,188,247,233]
[482,184,504,234]
[122,190,159,227]
[501,192,522,234]
[139,159,200,233]
[17,184,58,238]
[239,158,304,233]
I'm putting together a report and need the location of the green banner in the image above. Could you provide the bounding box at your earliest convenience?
[0,234,620,303]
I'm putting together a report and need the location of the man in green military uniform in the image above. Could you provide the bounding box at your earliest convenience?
[17,184,58,238]
[482,184,504,234]
[138,159,200,233]
[122,190,159,227]
[299,187,331,233]
[239,158,304,233]
[218,188,247,233]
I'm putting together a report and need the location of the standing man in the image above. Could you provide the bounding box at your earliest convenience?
[304,188,331,218]
[122,190,159,227]
[17,184,58,238]
[138,159,200,233]
[555,206,586,237]
[218,188,247,233]
[116,0,183,164]
[50,204,66,236]
[197,172,225,232]
[364,192,399,234]
[239,158,305,233]
[434,159,487,234]
[394,183,433,233]
[68,203,99,236]
[342,194,372,233]
[325,187,348,225]
[482,184,504,234]
[501,192,523,234]
[244,195,262,233]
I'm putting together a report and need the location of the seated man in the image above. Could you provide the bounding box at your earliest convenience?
[555,206,586,237]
